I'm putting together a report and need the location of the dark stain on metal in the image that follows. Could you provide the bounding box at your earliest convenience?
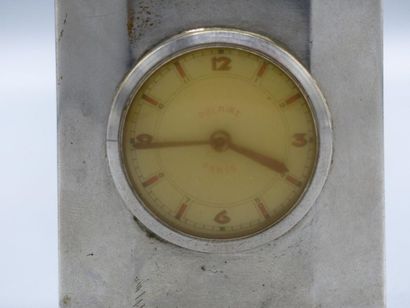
[127,7,136,40]
[57,75,63,86]
[62,295,71,306]
[132,216,168,244]
[133,276,146,308]
[126,0,162,45]
[58,29,64,42]
[58,13,67,43]
[200,264,225,275]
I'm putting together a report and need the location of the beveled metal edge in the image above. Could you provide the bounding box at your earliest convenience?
[106,28,333,253]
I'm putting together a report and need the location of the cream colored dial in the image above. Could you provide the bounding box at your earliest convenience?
[122,47,317,239]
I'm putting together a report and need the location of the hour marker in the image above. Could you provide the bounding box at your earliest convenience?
[286,175,302,187]
[285,93,302,105]
[142,173,164,187]
[257,62,268,77]
[218,49,224,54]
[174,61,187,79]
[255,199,270,219]
[142,94,161,107]
[175,203,188,220]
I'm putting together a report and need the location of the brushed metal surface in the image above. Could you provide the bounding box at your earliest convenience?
[309,1,384,306]
[125,0,311,67]
[57,0,383,307]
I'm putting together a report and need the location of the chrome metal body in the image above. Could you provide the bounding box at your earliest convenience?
[107,28,332,253]
[57,1,384,307]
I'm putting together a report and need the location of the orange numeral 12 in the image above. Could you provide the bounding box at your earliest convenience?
[212,56,231,71]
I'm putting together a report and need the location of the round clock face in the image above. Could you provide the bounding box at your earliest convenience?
[121,46,317,239]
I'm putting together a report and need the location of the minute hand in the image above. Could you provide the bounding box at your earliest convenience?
[228,142,289,175]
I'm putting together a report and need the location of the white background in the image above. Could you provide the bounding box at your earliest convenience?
[0,1,408,307]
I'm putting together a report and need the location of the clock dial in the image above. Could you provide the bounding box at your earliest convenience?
[121,47,317,239]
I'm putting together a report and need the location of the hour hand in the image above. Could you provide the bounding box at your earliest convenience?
[131,134,209,149]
